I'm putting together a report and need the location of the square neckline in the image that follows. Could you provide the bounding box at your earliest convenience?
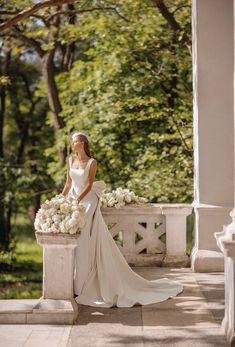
[70,156,92,171]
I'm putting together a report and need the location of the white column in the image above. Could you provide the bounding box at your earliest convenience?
[192,0,234,272]
[214,0,235,343]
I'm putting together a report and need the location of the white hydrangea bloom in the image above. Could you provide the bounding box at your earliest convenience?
[101,187,147,209]
[34,195,86,234]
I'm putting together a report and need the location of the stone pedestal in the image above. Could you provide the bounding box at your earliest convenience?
[36,232,80,300]
[34,232,80,324]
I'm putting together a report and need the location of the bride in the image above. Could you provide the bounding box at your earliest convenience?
[61,131,184,308]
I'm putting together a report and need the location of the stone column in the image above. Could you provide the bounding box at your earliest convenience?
[191,0,234,272]
[214,0,235,343]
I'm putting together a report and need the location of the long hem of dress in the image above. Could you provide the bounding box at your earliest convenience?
[74,280,184,308]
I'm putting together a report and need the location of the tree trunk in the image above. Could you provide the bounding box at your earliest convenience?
[5,202,12,247]
[28,127,41,223]
[41,50,67,166]
[28,195,41,223]
[0,50,11,250]
[63,3,76,71]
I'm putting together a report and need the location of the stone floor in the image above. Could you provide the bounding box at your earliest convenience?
[0,267,229,347]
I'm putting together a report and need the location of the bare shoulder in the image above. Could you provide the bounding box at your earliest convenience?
[91,158,97,165]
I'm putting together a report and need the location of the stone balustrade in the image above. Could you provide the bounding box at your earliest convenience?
[101,203,193,267]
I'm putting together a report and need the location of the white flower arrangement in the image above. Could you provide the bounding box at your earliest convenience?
[100,187,147,209]
[34,194,86,234]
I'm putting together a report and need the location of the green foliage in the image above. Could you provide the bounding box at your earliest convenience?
[1,0,193,247]
[1,0,193,204]
[54,0,193,202]
[0,218,42,299]
[0,76,11,86]
[0,55,56,223]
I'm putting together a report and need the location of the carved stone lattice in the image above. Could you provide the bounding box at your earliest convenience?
[102,204,192,266]
[108,216,165,256]
[105,214,165,265]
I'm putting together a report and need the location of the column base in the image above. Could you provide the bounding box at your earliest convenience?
[191,248,224,272]
[0,296,79,324]
[221,315,235,346]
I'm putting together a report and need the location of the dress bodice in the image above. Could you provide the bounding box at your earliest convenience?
[69,156,94,194]
[68,156,106,199]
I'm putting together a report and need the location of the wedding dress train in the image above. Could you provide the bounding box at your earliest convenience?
[68,156,184,308]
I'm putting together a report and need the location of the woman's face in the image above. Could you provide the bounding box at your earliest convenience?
[71,135,84,152]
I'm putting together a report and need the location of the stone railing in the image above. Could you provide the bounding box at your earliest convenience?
[101,203,193,267]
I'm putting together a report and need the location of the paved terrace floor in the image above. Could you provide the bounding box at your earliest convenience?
[0,267,229,347]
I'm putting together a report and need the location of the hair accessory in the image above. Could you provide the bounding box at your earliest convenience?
[71,131,88,142]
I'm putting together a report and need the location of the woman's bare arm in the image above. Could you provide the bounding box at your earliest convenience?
[61,158,72,196]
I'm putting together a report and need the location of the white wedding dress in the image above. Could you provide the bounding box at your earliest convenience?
[68,156,184,308]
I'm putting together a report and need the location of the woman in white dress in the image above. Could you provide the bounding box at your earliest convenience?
[61,131,184,308]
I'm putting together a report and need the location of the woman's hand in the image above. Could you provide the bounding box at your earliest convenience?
[77,197,82,204]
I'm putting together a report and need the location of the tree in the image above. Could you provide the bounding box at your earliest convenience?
[53,0,193,202]
[0,1,81,166]
[0,46,54,250]
[0,47,11,248]
[0,0,130,165]
[0,0,193,250]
